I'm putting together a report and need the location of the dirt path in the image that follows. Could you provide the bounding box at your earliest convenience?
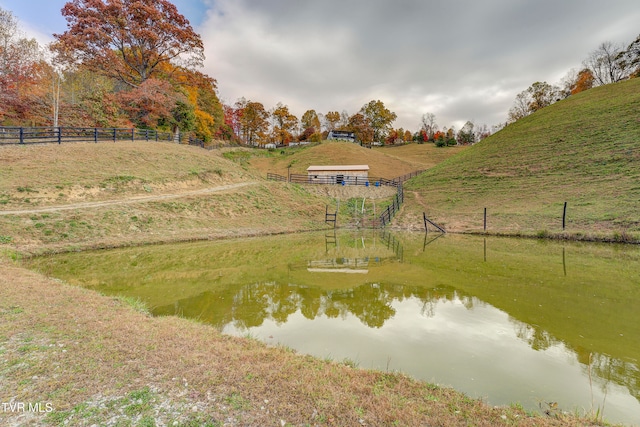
[0,181,257,216]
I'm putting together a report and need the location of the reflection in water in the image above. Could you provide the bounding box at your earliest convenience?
[154,281,469,329]
[24,232,640,425]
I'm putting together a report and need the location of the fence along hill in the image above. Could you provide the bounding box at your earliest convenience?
[401,77,640,237]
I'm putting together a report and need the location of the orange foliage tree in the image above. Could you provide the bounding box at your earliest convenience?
[571,69,595,94]
[53,0,204,88]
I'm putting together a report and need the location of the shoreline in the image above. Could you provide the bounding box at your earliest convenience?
[1,227,621,426]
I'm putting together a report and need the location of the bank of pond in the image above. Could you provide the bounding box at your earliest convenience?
[25,231,640,426]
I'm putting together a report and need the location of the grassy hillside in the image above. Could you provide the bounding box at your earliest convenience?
[0,142,331,253]
[243,140,466,178]
[398,78,640,240]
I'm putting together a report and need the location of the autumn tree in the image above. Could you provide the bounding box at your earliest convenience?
[120,80,186,131]
[271,103,298,145]
[360,100,397,143]
[53,0,204,88]
[324,111,340,132]
[346,113,373,143]
[571,68,595,94]
[300,109,321,131]
[173,68,224,142]
[0,7,50,124]
[507,81,559,123]
[239,100,269,146]
[385,129,398,145]
[220,103,242,141]
[299,109,322,142]
[456,121,475,145]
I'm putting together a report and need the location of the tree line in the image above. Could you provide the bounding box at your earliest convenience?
[0,1,489,148]
[4,1,634,148]
[506,36,640,124]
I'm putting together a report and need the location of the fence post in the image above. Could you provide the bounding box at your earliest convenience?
[112,128,116,142]
[562,202,568,230]
[94,128,98,143]
[19,127,24,144]
[484,207,487,231]
[131,128,134,142]
[57,127,62,144]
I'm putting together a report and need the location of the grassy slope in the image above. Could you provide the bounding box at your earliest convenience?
[398,78,640,239]
[0,142,330,253]
[246,140,466,178]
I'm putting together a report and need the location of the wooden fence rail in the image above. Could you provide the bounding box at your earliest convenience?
[266,173,287,182]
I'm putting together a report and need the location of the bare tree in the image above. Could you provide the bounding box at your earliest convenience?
[420,112,438,139]
[583,41,626,86]
[616,33,640,78]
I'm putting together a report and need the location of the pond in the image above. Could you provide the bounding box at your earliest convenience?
[25,231,640,425]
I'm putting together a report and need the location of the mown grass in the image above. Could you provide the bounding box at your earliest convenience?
[399,78,640,240]
[241,140,453,179]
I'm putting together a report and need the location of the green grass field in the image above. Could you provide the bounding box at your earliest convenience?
[399,78,640,241]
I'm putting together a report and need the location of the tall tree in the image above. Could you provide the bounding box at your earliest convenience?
[583,41,626,86]
[507,81,559,123]
[420,112,438,140]
[456,121,475,145]
[239,101,269,146]
[0,7,49,124]
[324,111,340,132]
[271,103,298,145]
[300,109,321,133]
[53,0,204,88]
[173,68,224,142]
[571,68,595,94]
[360,100,397,143]
[346,113,373,143]
[616,33,640,78]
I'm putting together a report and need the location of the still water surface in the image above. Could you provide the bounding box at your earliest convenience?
[26,232,640,425]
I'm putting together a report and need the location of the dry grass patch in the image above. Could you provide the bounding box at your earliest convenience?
[371,143,468,171]
[245,141,423,178]
[0,141,253,209]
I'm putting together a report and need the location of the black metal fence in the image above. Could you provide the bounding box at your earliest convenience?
[0,126,211,147]
[379,185,404,227]
[266,169,425,229]
[288,173,399,187]
[391,170,425,184]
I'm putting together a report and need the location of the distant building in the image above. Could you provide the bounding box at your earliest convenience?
[327,130,356,143]
[306,165,369,185]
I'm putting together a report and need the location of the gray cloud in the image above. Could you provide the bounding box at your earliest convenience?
[201,0,640,130]
[7,0,638,132]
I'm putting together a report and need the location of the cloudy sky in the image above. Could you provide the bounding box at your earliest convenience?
[2,0,639,131]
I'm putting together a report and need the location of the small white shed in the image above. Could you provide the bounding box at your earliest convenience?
[306,165,369,185]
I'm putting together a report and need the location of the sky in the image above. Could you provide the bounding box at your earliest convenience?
[2,0,639,131]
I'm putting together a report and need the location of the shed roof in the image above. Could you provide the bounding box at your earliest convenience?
[306,165,369,172]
